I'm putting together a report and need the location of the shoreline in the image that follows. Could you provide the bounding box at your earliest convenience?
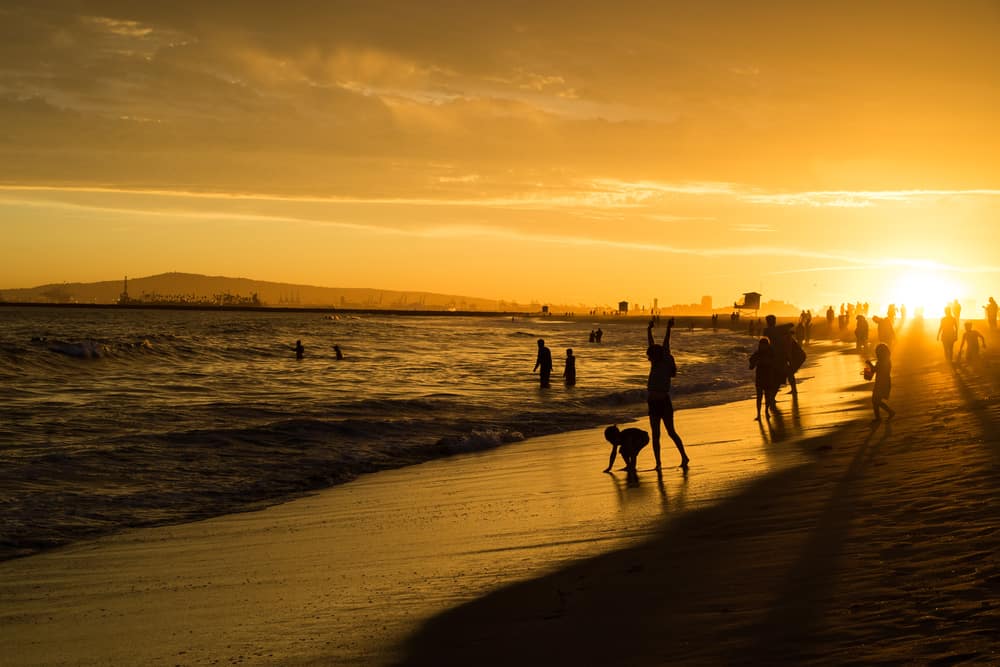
[395,326,1000,665]
[0,322,819,565]
[1,343,862,665]
[4,327,995,664]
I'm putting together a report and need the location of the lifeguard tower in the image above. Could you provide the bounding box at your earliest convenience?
[734,291,761,317]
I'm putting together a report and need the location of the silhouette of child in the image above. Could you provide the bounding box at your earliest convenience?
[958,322,986,364]
[865,343,895,422]
[603,425,650,477]
[563,348,576,386]
[749,337,778,420]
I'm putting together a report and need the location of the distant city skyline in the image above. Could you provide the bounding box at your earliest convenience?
[2,2,999,317]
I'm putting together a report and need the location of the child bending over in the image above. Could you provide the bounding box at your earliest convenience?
[603,425,650,477]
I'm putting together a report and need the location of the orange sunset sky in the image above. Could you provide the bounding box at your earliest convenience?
[1,1,998,314]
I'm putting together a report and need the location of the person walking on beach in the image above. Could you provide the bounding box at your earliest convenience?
[958,322,986,365]
[984,297,998,331]
[864,343,895,422]
[936,307,959,363]
[603,424,650,479]
[533,338,553,388]
[749,337,779,420]
[563,348,577,386]
[646,317,689,469]
[855,314,870,353]
[872,311,896,348]
[763,315,800,396]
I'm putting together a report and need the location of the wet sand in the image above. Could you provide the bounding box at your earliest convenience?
[2,327,997,665]
[398,325,1000,665]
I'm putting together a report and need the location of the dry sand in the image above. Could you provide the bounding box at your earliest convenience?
[1,325,996,665]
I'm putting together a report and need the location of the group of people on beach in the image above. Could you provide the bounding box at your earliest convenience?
[936,305,988,365]
[598,295,991,477]
[534,317,691,478]
[747,315,808,421]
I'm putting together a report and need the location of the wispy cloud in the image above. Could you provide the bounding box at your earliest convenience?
[5,182,1000,214]
[730,223,774,233]
[743,189,1000,207]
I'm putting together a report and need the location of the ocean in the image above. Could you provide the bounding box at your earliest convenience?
[0,307,760,560]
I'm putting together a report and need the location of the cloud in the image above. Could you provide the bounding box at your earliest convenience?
[743,189,1000,207]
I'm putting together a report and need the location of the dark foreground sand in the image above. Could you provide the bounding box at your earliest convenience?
[2,325,997,665]
[397,326,999,666]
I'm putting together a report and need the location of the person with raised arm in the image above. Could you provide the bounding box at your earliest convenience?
[646,317,689,469]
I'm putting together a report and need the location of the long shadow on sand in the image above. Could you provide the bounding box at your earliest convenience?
[393,330,999,665]
[392,400,886,662]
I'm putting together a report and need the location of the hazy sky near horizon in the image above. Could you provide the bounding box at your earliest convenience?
[2,1,999,313]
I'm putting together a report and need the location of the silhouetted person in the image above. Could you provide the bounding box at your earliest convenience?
[984,297,998,331]
[334,344,343,360]
[865,343,895,422]
[785,327,806,394]
[872,311,895,348]
[855,314,870,353]
[533,338,553,388]
[958,322,986,364]
[294,340,305,360]
[589,330,596,343]
[595,327,604,343]
[603,424,650,478]
[937,307,959,363]
[749,337,779,420]
[646,317,688,469]
[763,314,798,395]
[563,348,576,386]
[952,299,962,326]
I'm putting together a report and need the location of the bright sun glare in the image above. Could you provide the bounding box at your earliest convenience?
[886,269,964,318]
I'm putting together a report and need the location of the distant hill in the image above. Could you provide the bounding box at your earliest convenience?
[0,272,541,312]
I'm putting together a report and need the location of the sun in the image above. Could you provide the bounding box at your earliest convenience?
[885,268,964,319]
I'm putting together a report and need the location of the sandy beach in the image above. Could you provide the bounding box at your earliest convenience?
[2,326,997,665]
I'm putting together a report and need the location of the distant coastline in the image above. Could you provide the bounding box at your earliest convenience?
[0,301,794,325]
[0,301,531,317]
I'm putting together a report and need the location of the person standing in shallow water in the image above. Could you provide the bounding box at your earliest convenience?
[293,340,305,360]
[563,348,576,386]
[533,338,553,388]
[646,317,689,469]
